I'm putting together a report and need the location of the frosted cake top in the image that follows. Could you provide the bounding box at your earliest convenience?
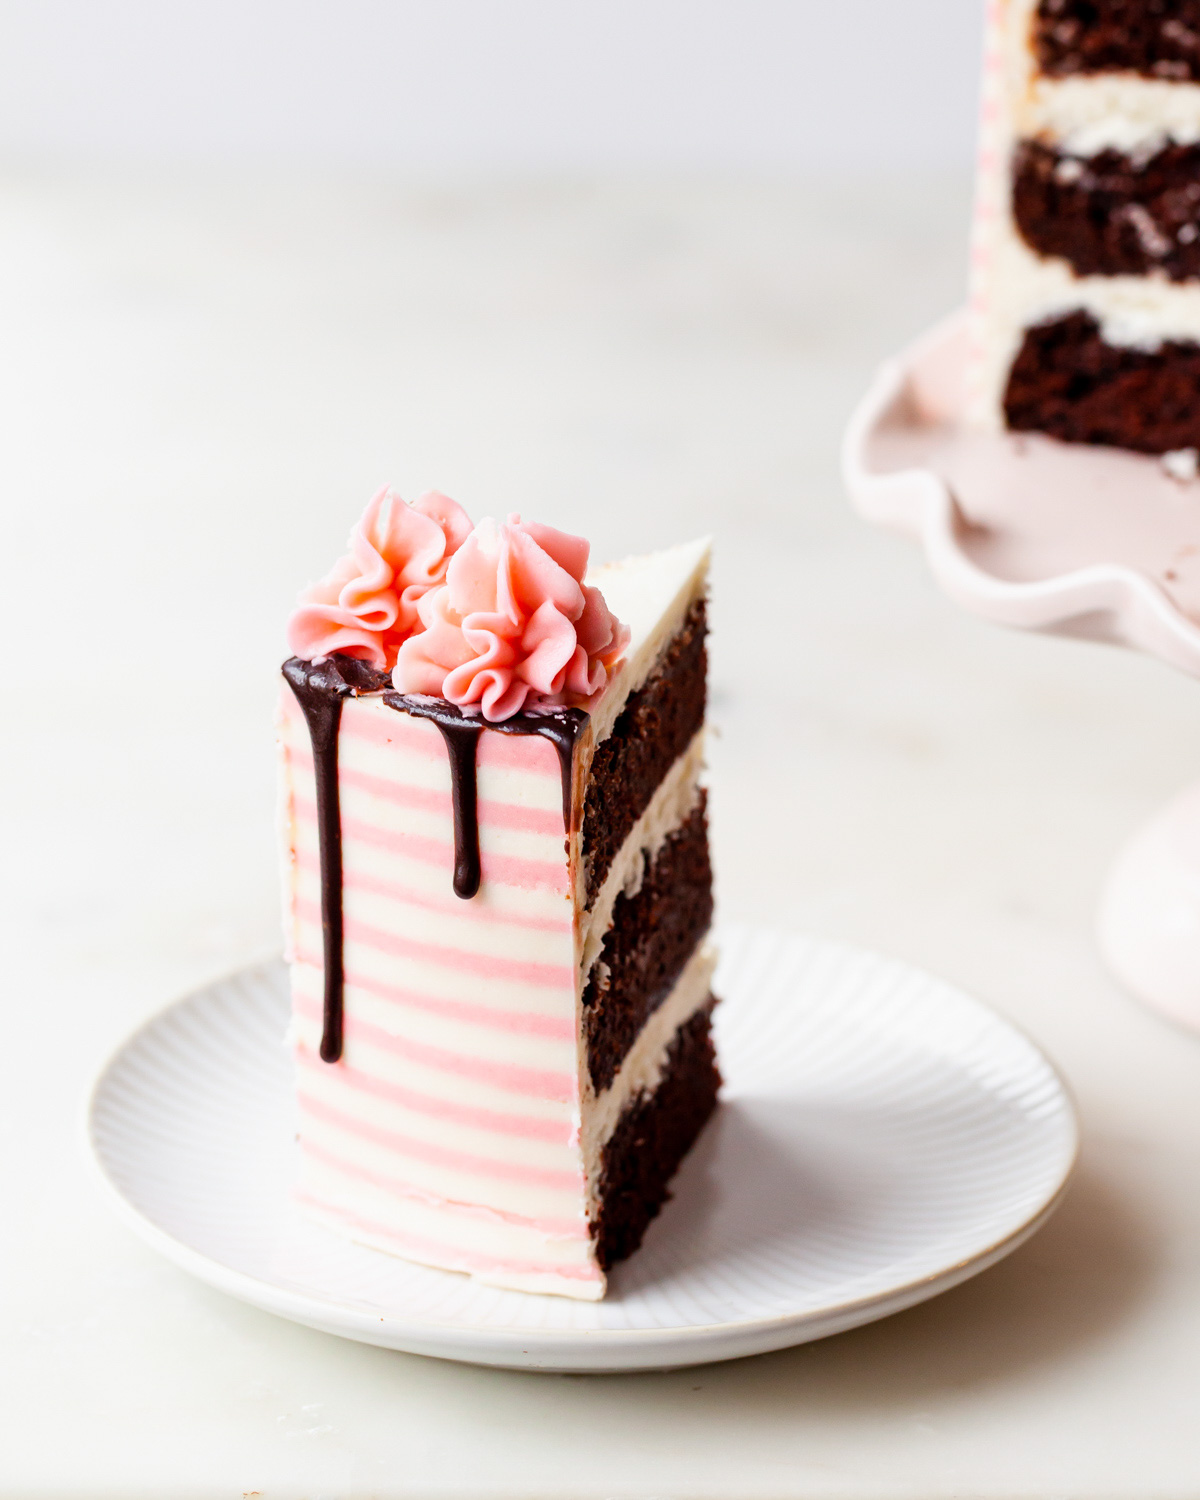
[286,487,629,722]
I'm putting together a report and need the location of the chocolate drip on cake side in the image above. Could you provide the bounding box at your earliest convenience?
[284,654,587,1059]
[383,694,587,900]
[388,701,484,899]
[282,654,390,1063]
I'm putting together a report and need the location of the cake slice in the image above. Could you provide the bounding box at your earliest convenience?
[276,492,717,1298]
[969,0,1200,454]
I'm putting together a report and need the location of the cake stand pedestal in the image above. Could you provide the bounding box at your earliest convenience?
[843,311,1200,1035]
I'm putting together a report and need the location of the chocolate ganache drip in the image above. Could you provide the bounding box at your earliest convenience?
[282,653,390,1063]
[384,694,587,899]
[390,699,484,899]
[284,652,588,1066]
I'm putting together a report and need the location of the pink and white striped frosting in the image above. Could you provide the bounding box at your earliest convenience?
[278,535,714,1297]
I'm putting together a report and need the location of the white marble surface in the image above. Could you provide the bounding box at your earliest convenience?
[6,165,1200,1498]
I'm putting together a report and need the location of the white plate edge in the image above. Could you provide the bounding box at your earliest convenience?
[80,929,1082,1371]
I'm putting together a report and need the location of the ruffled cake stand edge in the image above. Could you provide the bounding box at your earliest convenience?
[843,310,1200,1036]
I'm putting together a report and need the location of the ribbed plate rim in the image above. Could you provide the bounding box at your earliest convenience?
[83,926,1080,1369]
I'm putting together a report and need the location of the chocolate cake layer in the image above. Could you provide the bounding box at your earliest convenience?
[1013,138,1200,281]
[1004,309,1200,451]
[1034,0,1200,81]
[582,795,713,1094]
[582,596,707,906]
[590,1002,720,1271]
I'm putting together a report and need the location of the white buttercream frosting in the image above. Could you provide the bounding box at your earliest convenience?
[971,231,1200,429]
[1022,75,1200,155]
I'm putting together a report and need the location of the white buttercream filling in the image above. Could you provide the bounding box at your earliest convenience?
[968,0,1200,427]
[1020,75,1200,155]
[580,942,718,1223]
[582,538,710,753]
[971,226,1200,428]
[576,730,706,985]
[968,2,1200,424]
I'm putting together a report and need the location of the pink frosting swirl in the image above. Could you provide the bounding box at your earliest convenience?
[392,513,631,721]
[286,487,473,669]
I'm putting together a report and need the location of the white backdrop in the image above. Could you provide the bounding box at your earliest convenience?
[0,0,983,171]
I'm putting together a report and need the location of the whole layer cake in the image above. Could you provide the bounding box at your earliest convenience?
[969,0,1200,453]
[276,490,718,1298]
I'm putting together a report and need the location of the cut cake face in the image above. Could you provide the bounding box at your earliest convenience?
[277,523,718,1300]
[969,0,1200,453]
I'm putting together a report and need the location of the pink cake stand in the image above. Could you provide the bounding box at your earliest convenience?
[843,311,1200,1035]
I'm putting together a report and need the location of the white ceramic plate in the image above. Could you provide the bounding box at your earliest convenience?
[86,926,1077,1372]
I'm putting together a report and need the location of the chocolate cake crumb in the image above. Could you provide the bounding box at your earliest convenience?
[1013,138,1200,283]
[590,1003,720,1271]
[1004,309,1200,452]
[1034,0,1200,82]
[582,596,707,907]
[583,796,713,1094]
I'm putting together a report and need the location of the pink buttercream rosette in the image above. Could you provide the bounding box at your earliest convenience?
[287,487,473,669]
[393,514,631,722]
